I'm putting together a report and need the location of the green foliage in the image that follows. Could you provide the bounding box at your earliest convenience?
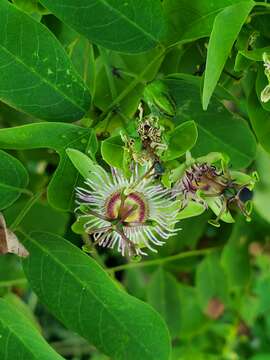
[0,150,29,209]
[0,1,90,121]
[0,298,64,360]
[196,252,230,310]
[1,0,270,359]
[39,0,166,53]
[165,75,257,169]
[147,267,181,338]
[202,1,254,109]
[0,123,97,210]
[22,232,171,360]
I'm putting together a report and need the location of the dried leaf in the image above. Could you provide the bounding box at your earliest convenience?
[0,214,29,257]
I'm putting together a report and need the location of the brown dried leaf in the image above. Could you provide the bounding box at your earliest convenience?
[0,213,29,257]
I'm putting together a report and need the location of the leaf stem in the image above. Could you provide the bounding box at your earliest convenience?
[100,49,165,119]
[98,47,118,100]
[108,246,221,273]
[10,190,44,231]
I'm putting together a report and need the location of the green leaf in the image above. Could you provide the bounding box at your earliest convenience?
[0,150,29,210]
[93,47,164,121]
[176,202,205,220]
[178,284,208,339]
[221,217,251,290]
[250,355,270,360]
[0,0,90,121]
[4,196,69,235]
[165,75,257,169]
[163,0,249,45]
[253,147,270,223]
[162,121,198,161]
[147,267,181,338]
[22,232,171,360]
[101,136,124,169]
[3,293,41,331]
[66,148,96,179]
[240,46,270,61]
[39,0,166,54]
[247,88,270,154]
[0,123,97,211]
[202,1,254,110]
[0,298,64,360]
[196,252,229,310]
[161,212,209,256]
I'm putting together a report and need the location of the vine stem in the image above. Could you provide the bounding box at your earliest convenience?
[10,190,44,231]
[100,48,166,120]
[107,246,221,273]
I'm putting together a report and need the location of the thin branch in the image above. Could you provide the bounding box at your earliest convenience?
[107,246,222,273]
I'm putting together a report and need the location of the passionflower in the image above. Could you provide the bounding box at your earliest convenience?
[76,163,179,257]
[173,159,256,226]
[174,163,221,208]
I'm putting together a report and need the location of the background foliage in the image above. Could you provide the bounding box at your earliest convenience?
[1,0,270,359]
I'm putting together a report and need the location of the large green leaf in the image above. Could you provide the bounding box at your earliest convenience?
[0,123,97,211]
[22,232,171,360]
[147,267,181,338]
[165,75,257,169]
[4,196,69,235]
[163,0,249,45]
[0,0,90,121]
[202,1,254,109]
[247,88,270,154]
[101,136,124,169]
[162,121,198,161]
[39,0,166,53]
[0,298,63,360]
[178,284,208,339]
[253,147,270,223]
[221,217,251,290]
[0,150,29,210]
[196,252,229,310]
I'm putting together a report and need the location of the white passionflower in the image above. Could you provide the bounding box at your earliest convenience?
[75,164,180,257]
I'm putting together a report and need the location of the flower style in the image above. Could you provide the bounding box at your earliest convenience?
[76,164,179,257]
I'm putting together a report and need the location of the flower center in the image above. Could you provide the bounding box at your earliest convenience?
[105,191,148,223]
